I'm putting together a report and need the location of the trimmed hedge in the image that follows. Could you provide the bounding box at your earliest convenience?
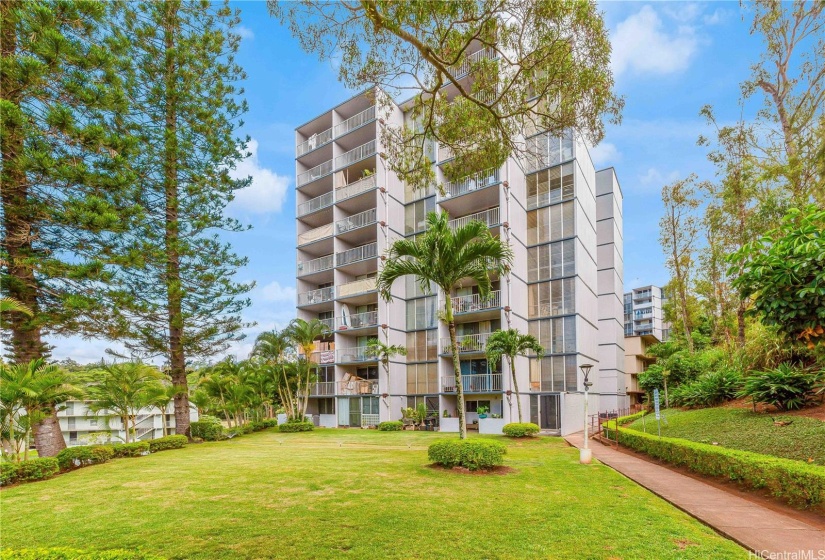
[428,440,507,471]
[110,442,150,458]
[615,410,647,426]
[502,422,540,437]
[56,445,115,470]
[377,421,403,431]
[1,458,60,486]
[278,421,313,433]
[148,435,187,453]
[190,416,224,441]
[249,419,278,432]
[0,548,165,559]
[603,421,825,512]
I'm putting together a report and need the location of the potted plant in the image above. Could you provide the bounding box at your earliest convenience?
[443,409,450,418]
[477,405,489,419]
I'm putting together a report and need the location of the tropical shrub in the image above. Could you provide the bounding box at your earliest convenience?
[110,442,150,458]
[1,463,20,486]
[17,457,60,482]
[502,422,540,437]
[740,364,824,411]
[377,421,403,431]
[260,418,278,428]
[0,548,165,559]
[148,435,187,453]
[428,440,506,471]
[189,416,224,441]
[670,369,742,408]
[278,421,313,433]
[56,446,115,470]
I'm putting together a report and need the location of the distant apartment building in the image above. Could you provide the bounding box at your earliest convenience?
[294,54,626,435]
[623,285,670,341]
[624,334,658,409]
[56,401,198,446]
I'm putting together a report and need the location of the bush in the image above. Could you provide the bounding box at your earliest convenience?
[190,416,224,441]
[502,422,540,437]
[740,363,823,411]
[148,435,187,453]
[278,421,313,433]
[671,368,742,408]
[1,462,20,486]
[428,440,506,471]
[602,421,825,513]
[260,418,278,428]
[56,445,114,470]
[0,548,165,559]
[17,457,60,482]
[377,421,403,431]
[110,442,150,458]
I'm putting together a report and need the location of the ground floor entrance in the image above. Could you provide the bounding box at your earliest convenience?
[530,393,561,431]
[337,396,379,427]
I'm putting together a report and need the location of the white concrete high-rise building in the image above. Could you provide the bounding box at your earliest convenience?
[623,285,670,341]
[295,66,625,435]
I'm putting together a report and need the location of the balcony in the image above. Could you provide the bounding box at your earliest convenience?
[336,347,376,364]
[309,381,336,397]
[442,373,502,393]
[333,105,375,138]
[296,128,333,157]
[448,207,500,231]
[306,349,336,365]
[297,223,334,246]
[441,332,491,354]
[297,159,333,187]
[338,378,379,395]
[335,174,376,202]
[297,191,333,217]
[319,317,335,331]
[336,208,376,235]
[337,277,377,299]
[297,254,333,277]
[335,310,378,331]
[335,140,376,169]
[451,46,498,79]
[452,290,501,315]
[440,168,500,199]
[296,286,335,307]
[336,242,377,267]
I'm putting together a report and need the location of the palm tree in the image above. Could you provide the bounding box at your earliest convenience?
[285,318,331,421]
[485,329,544,423]
[87,362,163,443]
[377,211,512,438]
[145,382,179,437]
[365,338,407,376]
[0,297,33,316]
[251,330,292,419]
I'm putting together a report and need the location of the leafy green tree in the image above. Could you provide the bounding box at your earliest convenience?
[1,1,140,366]
[0,297,32,317]
[365,338,407,377]
[251,329,293,419]
[377,212,512,439]
[729,205,825,348]
[145,382,179,437]
[285,319,331,421]
[111,0,253,436]
[485,329,543,423]
[270,0,623,190]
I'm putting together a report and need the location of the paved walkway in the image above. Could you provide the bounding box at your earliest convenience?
[565,432,825,556]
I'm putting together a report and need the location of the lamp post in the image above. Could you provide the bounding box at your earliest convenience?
[579,363,594,464]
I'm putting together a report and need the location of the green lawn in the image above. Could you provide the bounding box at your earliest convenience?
[627,407,825,465]
[1,430,744,559]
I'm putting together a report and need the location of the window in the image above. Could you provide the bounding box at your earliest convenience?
[529,354,578,392]
[406,275,436,299]
[406,296,436,330]
[406,330,437,362]
[526,163,574,209]
[317,366,334,383]
[405,182,435,203]
[405,197,435,235]
[527,201,575,245]
[408,396,439,416]
[465,400,491,413]
[88,417,98,427]
[406,363,438,394]
[318,398,335,415]
[529,317,576,354]
[527,240,575,282]
[526,131,574,173]
[528,278,575,318]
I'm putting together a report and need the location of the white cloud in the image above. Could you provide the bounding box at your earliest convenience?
[260,281,296,303]
[639,167,682,187]
[229,139,290,214]
[611,6,699,77]
[235,25,254,40]
[703,8,730,26]
[589,142,621,167]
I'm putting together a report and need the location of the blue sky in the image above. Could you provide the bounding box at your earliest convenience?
[51,1,766,363]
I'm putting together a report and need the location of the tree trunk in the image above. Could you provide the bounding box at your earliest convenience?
[162,3,190,437]
[31,408,66,458]
[509,356,523,423]
[445,299,467,439]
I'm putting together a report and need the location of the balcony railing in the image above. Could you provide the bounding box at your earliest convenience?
[442,373,502,393]
[306,350,336,365]
[297,254,334,277]
[440,332,492,353]
[333,105,376,137]
[297,159,333,187]
[296,286,335,306]
[336,242,377,267]
[336,347,375,363]
[337,277,376,298]
[440,168,500,199]
[336,310,378,330]
[335,174,376,202]
[297,223,334,246]
[451,46,497,79]
[452,290,501,314]
[296,128,333,157]
[319,317,335,331]
[448,207,500,230]
[339,379,379,395]
[336,208,376,235]
[335,140,376,169]
[297,191,333,217]
[309,381,335,396]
